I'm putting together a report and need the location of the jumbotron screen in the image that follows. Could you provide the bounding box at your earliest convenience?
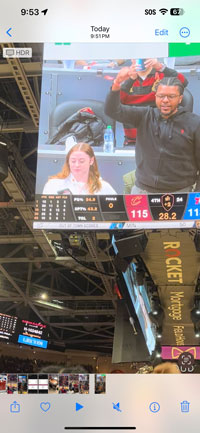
[17,319,48,349]
[0,313,18,342]
[112,237,156,355]
[121,262,156,355]
[0,313,48,349]
[33,43,200,230]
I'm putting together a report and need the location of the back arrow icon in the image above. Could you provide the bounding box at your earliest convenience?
[6,28,12,37]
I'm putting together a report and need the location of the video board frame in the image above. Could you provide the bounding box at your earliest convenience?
[34,45,200,230]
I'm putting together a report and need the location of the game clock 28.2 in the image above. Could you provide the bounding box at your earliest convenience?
[159,212,177,220]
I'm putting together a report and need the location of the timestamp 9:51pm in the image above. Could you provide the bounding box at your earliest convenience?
[90,34,110,38]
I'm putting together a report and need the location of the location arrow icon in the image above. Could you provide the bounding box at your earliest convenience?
[41,9,48,15]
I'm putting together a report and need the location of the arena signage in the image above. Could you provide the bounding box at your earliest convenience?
[162,346,200,360]
[141,232,199,345]
[163,242,183,284]
[173,325,185,345]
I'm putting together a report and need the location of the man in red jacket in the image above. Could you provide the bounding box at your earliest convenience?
[120,58,188,145]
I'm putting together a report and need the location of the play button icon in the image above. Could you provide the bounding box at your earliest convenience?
[76,402,84,412]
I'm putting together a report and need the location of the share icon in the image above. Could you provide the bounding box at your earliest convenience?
[112,402,122,412]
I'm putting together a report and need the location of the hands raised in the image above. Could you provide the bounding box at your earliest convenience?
[112,58,163,90]
[113,65,138,90]
[144,58,163,71]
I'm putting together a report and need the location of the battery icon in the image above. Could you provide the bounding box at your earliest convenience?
[170,8,184,15]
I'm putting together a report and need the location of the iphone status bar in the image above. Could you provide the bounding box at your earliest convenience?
[0,0,199,42]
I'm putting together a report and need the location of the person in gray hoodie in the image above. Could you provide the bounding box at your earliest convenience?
[105,76,200,193]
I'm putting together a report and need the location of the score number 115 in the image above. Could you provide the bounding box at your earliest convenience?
[131,209,148,219]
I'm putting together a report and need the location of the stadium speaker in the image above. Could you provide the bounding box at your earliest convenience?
[194,232,200,252]
[114,233,148,258]
[0,141,8,182]
[114,254,133,273]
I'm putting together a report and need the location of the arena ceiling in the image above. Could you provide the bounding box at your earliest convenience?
[0,43,117,354]
[1,43,200,358]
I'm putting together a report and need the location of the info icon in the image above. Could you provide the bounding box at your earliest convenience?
[149,402,160,413]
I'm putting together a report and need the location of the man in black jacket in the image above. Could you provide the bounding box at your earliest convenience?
[120,58,188,145]
[104,76,200,193]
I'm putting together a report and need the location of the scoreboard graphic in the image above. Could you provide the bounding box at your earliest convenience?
[33,192,200,229]
[0,313,48,349]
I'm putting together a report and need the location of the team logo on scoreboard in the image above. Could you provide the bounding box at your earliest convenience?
[161,194,174,211]
[131,196,142,206]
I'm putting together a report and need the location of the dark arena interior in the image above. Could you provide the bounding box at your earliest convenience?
[0,42,200,376]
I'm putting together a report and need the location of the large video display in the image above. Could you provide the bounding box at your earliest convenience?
[34,47,200,229]
[122,262,156,355]
[17,319,48,349]
[0,313,48,349]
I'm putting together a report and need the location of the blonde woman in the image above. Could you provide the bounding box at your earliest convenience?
[43,142,116,195]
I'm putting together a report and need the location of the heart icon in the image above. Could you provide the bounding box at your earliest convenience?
[40,402,51,412]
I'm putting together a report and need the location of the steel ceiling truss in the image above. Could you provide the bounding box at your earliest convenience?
[0,233,116,350]
[0,45,116,352]
[1,43,40,128]
[2,141,57,257]
[0,61,41,79]
[83,234,116,309]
